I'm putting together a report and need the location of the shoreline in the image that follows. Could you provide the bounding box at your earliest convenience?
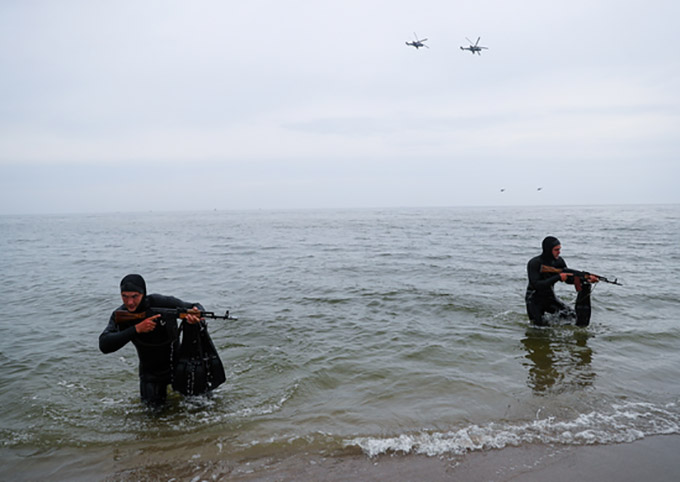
[4,434,680,481]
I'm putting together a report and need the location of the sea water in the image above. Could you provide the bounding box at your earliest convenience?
[1,205,679,479]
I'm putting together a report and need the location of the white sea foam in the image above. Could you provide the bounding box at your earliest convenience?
[345,400,680,457]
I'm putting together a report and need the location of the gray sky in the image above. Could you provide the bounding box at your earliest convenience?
[1,0,678,214]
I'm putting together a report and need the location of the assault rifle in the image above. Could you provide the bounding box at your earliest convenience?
[114,307,237,325]
[540,265,622,286]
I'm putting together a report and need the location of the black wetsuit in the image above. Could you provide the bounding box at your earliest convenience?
[99,294,204,406]
[525,245,591,327]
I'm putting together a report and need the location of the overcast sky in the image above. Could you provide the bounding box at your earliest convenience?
[1,0,678,214]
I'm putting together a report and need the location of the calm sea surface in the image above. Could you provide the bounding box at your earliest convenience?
[1,205,679,480]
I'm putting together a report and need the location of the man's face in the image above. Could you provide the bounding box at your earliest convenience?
[121,291,143,312]
[552,245,561,259]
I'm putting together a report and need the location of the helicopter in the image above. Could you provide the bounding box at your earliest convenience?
[406,32,429,49]
[460,37,488,55]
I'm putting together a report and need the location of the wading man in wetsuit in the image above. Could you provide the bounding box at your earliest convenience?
[525,237,598,327]
[99,274,203,407]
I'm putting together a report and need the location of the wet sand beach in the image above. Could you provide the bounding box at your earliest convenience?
[228,435,680,481]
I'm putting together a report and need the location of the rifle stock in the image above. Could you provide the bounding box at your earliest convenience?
[114,308,237,325]
[540,265,622,286]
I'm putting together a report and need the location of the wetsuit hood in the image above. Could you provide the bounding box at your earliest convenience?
[120,274,146,295]
[120,274,149,312]
[541,236,560,261]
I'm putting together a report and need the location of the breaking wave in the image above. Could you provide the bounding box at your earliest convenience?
[346,400,680,457]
